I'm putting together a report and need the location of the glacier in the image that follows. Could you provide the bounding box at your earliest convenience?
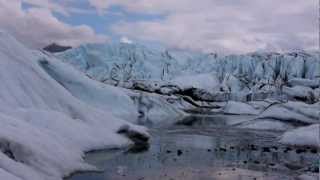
[58,43,320,86]
[0,30,149,180]
[58,42,320,149]
[58,43,320,104]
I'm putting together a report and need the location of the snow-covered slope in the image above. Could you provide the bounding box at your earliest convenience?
[280,124,320,148]
[36,52,138,121]
[0,30,147,180]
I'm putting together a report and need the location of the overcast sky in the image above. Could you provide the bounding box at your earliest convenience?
[0,0,318,54]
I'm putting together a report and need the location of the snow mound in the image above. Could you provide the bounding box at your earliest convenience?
[280,124,320,148]
[258,101,320,124]
[0,30,147,180]
[218,101,261,115]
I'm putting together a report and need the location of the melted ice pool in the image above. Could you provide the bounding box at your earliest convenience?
[66,115,319,180]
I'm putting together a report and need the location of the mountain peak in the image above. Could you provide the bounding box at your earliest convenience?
[43,43,72,53]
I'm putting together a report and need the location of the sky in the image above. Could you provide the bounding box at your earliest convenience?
[0,0,318,54]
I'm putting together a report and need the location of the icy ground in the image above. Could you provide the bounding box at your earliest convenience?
[0,30,150,180]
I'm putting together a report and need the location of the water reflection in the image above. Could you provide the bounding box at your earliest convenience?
[67,116,319,180]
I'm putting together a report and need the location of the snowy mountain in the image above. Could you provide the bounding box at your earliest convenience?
[43,43,72,53]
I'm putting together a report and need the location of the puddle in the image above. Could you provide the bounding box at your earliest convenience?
[66,115,319,180]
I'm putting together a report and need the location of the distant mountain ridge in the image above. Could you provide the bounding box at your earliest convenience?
[43,43,72,53]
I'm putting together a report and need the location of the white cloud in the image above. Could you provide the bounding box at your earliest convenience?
[1,0,317,53]
[120,36,133,44]
[0,0,108,49]
[107,0,318,53]
[22,0,69,15]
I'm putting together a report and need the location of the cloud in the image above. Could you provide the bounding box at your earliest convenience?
[22,0,69,15]
[1,0,317,53]
[108,0,318,53]
[0,0,108,49]
[120,36,133,44]
[22,0,96,16]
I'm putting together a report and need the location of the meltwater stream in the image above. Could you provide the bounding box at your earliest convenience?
[67,115,319,180]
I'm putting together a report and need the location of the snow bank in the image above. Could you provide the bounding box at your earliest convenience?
[237,119,294,131]
[236,101,319,131]
[280,124,320,148]
[258,101,320,124]
[217,101,261,115]
[0,30,148,180]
